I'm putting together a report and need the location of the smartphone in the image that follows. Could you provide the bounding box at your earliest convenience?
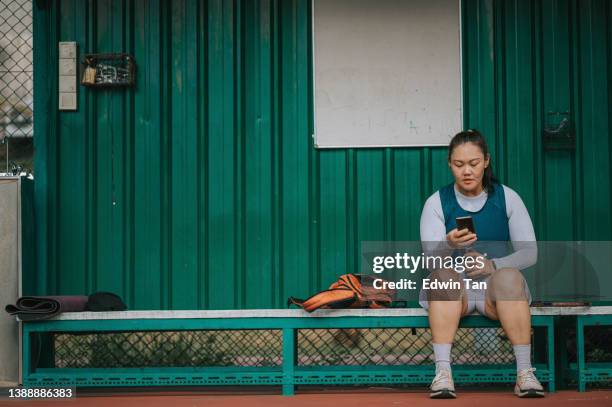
[456,216,476,234]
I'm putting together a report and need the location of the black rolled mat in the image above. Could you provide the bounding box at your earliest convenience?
[5,296,89,321]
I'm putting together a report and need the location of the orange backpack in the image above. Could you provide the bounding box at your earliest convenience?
[287,274,395,312]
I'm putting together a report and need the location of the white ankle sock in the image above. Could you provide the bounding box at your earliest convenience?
[433,343,452,373]
[513,344,532,372]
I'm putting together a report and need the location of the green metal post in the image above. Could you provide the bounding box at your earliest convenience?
[282,328,296,396]
[546,317,555,392]
[22,324,31,384]
[576,316,586,392]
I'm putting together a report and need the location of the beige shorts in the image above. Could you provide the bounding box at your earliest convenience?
[418,274,532,315]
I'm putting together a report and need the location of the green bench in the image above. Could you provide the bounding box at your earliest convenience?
[20,308,560,395]
[570,307,612,391]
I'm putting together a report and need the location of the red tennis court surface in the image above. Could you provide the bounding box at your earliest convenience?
[2,388,611,407]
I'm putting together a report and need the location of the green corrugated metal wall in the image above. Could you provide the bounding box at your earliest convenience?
[32,0,612,309]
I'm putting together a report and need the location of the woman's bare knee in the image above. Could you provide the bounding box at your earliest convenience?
[488,268,527,301]
[427,268,465,301]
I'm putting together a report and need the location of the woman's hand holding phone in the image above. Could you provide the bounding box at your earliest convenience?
[446,227,477,248]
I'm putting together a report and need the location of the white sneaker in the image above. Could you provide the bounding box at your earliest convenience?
[430,368,456,399]
[514,368,545,398]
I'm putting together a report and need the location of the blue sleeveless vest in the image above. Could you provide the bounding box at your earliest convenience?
[439,182,510,258]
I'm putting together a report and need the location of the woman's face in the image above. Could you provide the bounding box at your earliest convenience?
[448,142,490,195]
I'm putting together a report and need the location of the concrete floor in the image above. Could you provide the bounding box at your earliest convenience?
[1,388,610,407]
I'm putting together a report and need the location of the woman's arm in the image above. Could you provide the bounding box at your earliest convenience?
[420,192,454,257]
[492,186,538,270]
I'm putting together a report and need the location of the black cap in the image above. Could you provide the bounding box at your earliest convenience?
[86,292,127,311]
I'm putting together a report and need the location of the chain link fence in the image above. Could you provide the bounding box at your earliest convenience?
[49,328,520,369]
[53,330,283,368]
[0,0,34,174]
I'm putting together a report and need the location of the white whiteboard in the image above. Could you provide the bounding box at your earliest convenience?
[313,0,462,148]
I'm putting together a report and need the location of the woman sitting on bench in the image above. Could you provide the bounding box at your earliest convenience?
[418,129,544,399]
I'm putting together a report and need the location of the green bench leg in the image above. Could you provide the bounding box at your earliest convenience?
[546,317,556,392]
[576,316,586,392]
[282,328,296,396]
[22,324,31,384]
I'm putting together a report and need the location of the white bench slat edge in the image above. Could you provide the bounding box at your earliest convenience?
[35,306,612,321]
